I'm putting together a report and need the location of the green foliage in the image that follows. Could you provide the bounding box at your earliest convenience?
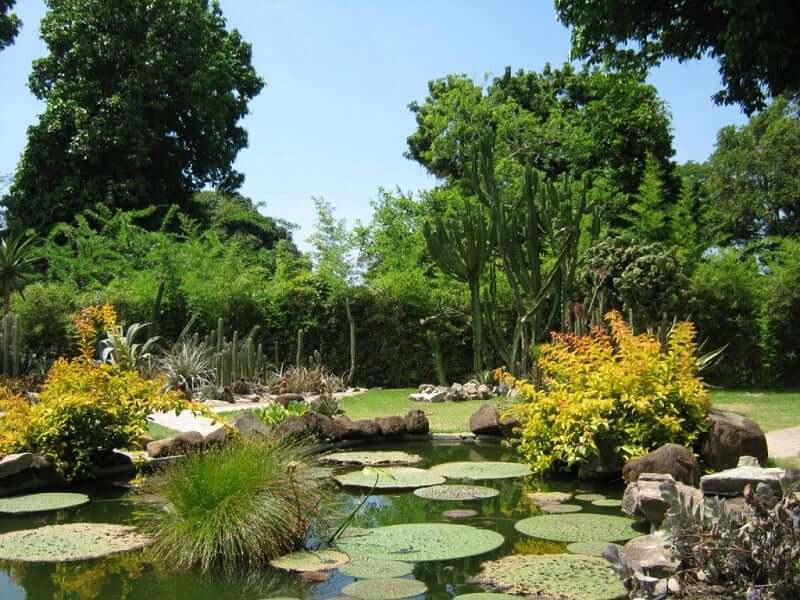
[99,322,160,373]
[158,337,215,395]
[253,400,308,426]
[0,0,20,50]
[138,436,332,573]
[0,232,38,312]
[627,153,669,243]
[4,0,263,232]
[556,0,800,113]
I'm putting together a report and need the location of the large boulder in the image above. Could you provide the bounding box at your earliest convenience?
[375,416,406,437]
[203,426,229,447]
[409,386,447,403]
[146,431,204,458]
[700,410,768,471]
[232,410,270,438]
[333,415,361,440]
[352,419,381,439]
[469,404,503,436]
[404,410,430,435]
[622,472,703,526]
[0,453,33,479]
[700,464,796,497]
[619,531,679,579]
[623,443,702,487]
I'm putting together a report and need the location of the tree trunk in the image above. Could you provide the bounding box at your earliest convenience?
[345,296,356,384]
[470,280,483,376]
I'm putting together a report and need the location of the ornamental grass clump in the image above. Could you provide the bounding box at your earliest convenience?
[501,310,711,475]
[138,436,332,573]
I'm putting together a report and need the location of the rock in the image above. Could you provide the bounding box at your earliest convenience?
[623,443,701,487]
[499,413,520,438]
[622,473,703,525]
[463,381,481,399]
[409,390,446,403]
[404,410,430,435]
[276,415,310,437]
[477,384,493,399]
[333,415,361,440]
[620,531,679,579]
[375,416,406,437]
[469,404,502,436]
[446,383,466,402]
[700,465,795,497]
[136,435,154,450]
[418,384,436,394]
[303,412,342,441]
[737,455,761,468]
[203,426,228,447]
[146,431,204,458]
[275,393,305,408]
[0,453,33,479]
[232,410,270,438]
[95,451,135,478]
[352,419,381,438]
[700,410,768,471]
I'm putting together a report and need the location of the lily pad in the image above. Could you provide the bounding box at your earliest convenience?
[443,509,478,519]
[414,484,499,501]
[575,493,606,502]
[453,594,525,600]
[528,490,573,504]
[341,577,427,600]
[335,523,504,562]
[338,558,414,579]
[592,498,623,508]
[0,492,90,515]
[269,549,349,572]
[472,553,627,600]
[515,514,640,543]
[430,461,532,480]
[321,451,423,467]
[334,467,445,490]
[540,503,582,514]
[0,523,150,562]
[567,541,622,557]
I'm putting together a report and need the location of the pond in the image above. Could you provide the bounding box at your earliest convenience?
[0,440,632,599]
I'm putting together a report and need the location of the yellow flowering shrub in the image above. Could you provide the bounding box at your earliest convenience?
[0,386,34,456]
[501,310,710,475]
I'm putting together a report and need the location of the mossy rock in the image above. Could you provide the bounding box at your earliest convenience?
[0,492,90,515]
[334,467,445,490]
[574,493,606,502]
[472,553,627,599]
[321,451,423,467]
[0,523,150,562]
[515,514,640,543]
[414,484,499,501]
[567,541,622,557]
[528,490,573,504]
[269,549,349,572]
[592,498,622,508]
[453,594,525,600]
[341,577,427,600]
[336,523,504,562]
[338,558,414,579]
[430,461,532,480]
[540,503,582,514]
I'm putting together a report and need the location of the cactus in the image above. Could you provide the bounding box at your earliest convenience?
[0,314,22,377]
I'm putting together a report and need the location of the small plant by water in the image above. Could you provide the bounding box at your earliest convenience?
[137,435,332,573]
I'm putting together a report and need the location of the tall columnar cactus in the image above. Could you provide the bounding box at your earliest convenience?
[0,314,22,377]
[423,194,492,375]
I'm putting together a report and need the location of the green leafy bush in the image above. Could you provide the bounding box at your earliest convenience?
[254,401,308,426]
[138,436,332,573]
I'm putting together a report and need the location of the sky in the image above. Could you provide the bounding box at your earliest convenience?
[0,0,748,248]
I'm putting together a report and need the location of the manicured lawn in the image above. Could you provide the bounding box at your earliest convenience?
[146,421,181,440]
[341,388,500,433]
[710,390,800,432]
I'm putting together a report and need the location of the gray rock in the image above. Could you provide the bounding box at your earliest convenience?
[700,410,768,471]
[700,465,795,497]
[146,431,204,458]
[232,410,270,438]
[737,455,761,467]
[463,381,481,399]
[476,384,493,399]
[623,443,701,487]
[620,531,679,579]
[0,453,33,479]
[622,473,703,525]
[409,390,445,403]
[333,415,362,440]
[203,426,228,447]
[352,419,381,438]
[469,404,502,436]
[375,416,406,437]
[276,414,310,437]
[404,410,430,435]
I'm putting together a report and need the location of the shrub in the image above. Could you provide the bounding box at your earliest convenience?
[138,435,331,573]
[0,386,34,456]
[254,401,308,426]
[502,311,711,475]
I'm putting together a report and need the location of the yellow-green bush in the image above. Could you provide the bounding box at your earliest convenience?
[502,311,710,475]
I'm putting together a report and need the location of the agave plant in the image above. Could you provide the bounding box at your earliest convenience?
[99,322,160,372]
[0,232,39,313]
[158,337,215,395]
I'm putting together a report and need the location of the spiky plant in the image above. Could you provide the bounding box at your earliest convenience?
[158,338,215,394]
[99,322,160,372]
[0,232,38,314]
[138,436,332,573]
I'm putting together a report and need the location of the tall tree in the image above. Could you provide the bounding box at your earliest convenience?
[0,0,20,51]
[705,97,800,242]
[4,0,263,233]
[555,0,800,114]
[627,153,669,243]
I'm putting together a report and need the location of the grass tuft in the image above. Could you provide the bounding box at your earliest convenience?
[137,435,332,573]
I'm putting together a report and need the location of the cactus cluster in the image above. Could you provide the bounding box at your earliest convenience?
[0,313,22,377]
[203,318,266,389]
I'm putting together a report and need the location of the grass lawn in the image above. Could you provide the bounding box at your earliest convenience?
[709,390,800,432]
[146,421,181,440]
[341,388,499,433]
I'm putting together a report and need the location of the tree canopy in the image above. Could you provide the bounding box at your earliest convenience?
[0,0,20,51]
[4,0,264,233]
[555,0,800,114]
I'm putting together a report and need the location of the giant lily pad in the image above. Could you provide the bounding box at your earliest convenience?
[335,523,504,562]
[430,461,532,480]
[0,492,90,515]
[592,498,622,508]
[528,490,573,504]
[414,484,499,501]
[515,514,640,543]
[269,549,349,572]
[574,493,606,502]
[341,577,427,600]
[540,503,582,514]
[473,553,626,599]
[334,467,445,490]
[0,523,150,562]
[453,594,525,600]
[321,451,422,467]
[338,558,414,579]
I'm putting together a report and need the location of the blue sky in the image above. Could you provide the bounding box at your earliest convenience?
[0,0,747,248]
